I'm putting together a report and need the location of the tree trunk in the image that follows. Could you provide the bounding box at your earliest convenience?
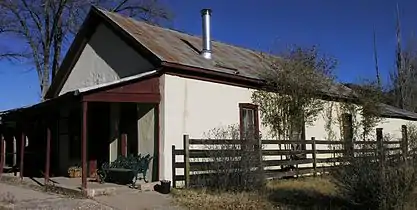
[41,65,50,100]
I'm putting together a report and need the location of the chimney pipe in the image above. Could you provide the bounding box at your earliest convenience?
[201,9,212,59]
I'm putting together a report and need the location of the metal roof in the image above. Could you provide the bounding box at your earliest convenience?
[3,8,416,122]
[379,103,417,121]
[96,9,417,121]
[97,9,357,100]
[99,9,271,80]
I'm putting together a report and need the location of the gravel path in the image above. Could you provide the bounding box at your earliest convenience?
[94,188,182,210]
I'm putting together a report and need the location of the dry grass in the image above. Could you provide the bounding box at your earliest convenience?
[173,177,352,210]
[267,177,352,209]
[267,177,338,196]
[173,176,417,209]
[172,188,275,210]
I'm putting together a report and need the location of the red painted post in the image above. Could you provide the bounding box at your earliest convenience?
[121,134,127,157]
[20,130,25,180]
[81,102,88,190]
[45,124,51,186]
[0,134,4,176]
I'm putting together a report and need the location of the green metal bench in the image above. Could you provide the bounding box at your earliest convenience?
[97,154,153,188]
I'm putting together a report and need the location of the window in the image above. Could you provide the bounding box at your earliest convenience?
[290,119,306,152]
[288,113,306,159]
[239,103,259,140]
[342,113,353,140]
[342,113,354,154]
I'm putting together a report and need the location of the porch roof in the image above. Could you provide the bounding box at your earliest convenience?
[0,70,159,122]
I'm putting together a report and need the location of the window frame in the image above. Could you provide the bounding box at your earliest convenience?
[239,103,260,140]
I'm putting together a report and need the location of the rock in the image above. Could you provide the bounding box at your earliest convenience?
[86,187,116,197]
[137,182,159,192]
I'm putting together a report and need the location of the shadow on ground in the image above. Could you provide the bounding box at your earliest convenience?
[267,188,355,210]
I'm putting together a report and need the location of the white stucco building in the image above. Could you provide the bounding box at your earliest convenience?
[2,7,417,188]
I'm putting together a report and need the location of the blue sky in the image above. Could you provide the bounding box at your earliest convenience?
[0,0,416,110]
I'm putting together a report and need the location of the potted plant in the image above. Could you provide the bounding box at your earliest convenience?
[67,166,82,178]
[158,180,171,194]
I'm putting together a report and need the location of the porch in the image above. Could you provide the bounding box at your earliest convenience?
[0,72,161,191]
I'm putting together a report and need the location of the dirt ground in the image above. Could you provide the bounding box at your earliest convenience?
[0,182,182,210]
[0,182,111,209]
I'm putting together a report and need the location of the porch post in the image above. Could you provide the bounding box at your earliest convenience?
[44,122,51,186]
[19,128,25,180]
[121,133,127,157]
[13,136,16,170]
[81,101,88,190]
[0,132,4,176]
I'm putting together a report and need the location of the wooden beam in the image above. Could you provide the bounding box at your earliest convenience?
[19,130,25,180]
[81,101,88,190]
[183,135,190,188]
[155,103,160,181]
[13,136,16,170]
[311,137,317,177]
[121,133,127,157]
[45,123,51,186]
[83,93,160,103]
[0,133,4,176]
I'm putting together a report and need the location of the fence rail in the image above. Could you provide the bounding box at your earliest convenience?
[172,126,409,188]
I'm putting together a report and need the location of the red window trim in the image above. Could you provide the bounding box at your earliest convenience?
[239,103,260,140]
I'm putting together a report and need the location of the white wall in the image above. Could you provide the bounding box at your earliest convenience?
[161,74,417,181]
[59,23,154,95]
[137,104,156,181]
[377,118,417,140]
[161,74,259,180]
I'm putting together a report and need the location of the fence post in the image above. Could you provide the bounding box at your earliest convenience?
[376,127,386,209]
[401,125,408,162]
[257,140,263,172]
[311,137,317,177]
[171,145,176,188]
[0,134,4,177]
[342,114,354,158]
[376,128,385,168]
[183,135,190,188]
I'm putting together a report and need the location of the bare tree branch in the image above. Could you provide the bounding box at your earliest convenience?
[0,0,172,99]
[112,0,129,12]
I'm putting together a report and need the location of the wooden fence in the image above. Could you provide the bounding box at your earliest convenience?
[172,126,409,188]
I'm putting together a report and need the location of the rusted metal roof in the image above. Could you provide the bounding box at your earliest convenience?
[379,103,417,121]
[98,9,358,99]
[99,9,273,80]
[4,8,416,121]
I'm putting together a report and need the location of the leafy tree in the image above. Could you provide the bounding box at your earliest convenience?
[252,45,337,141]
